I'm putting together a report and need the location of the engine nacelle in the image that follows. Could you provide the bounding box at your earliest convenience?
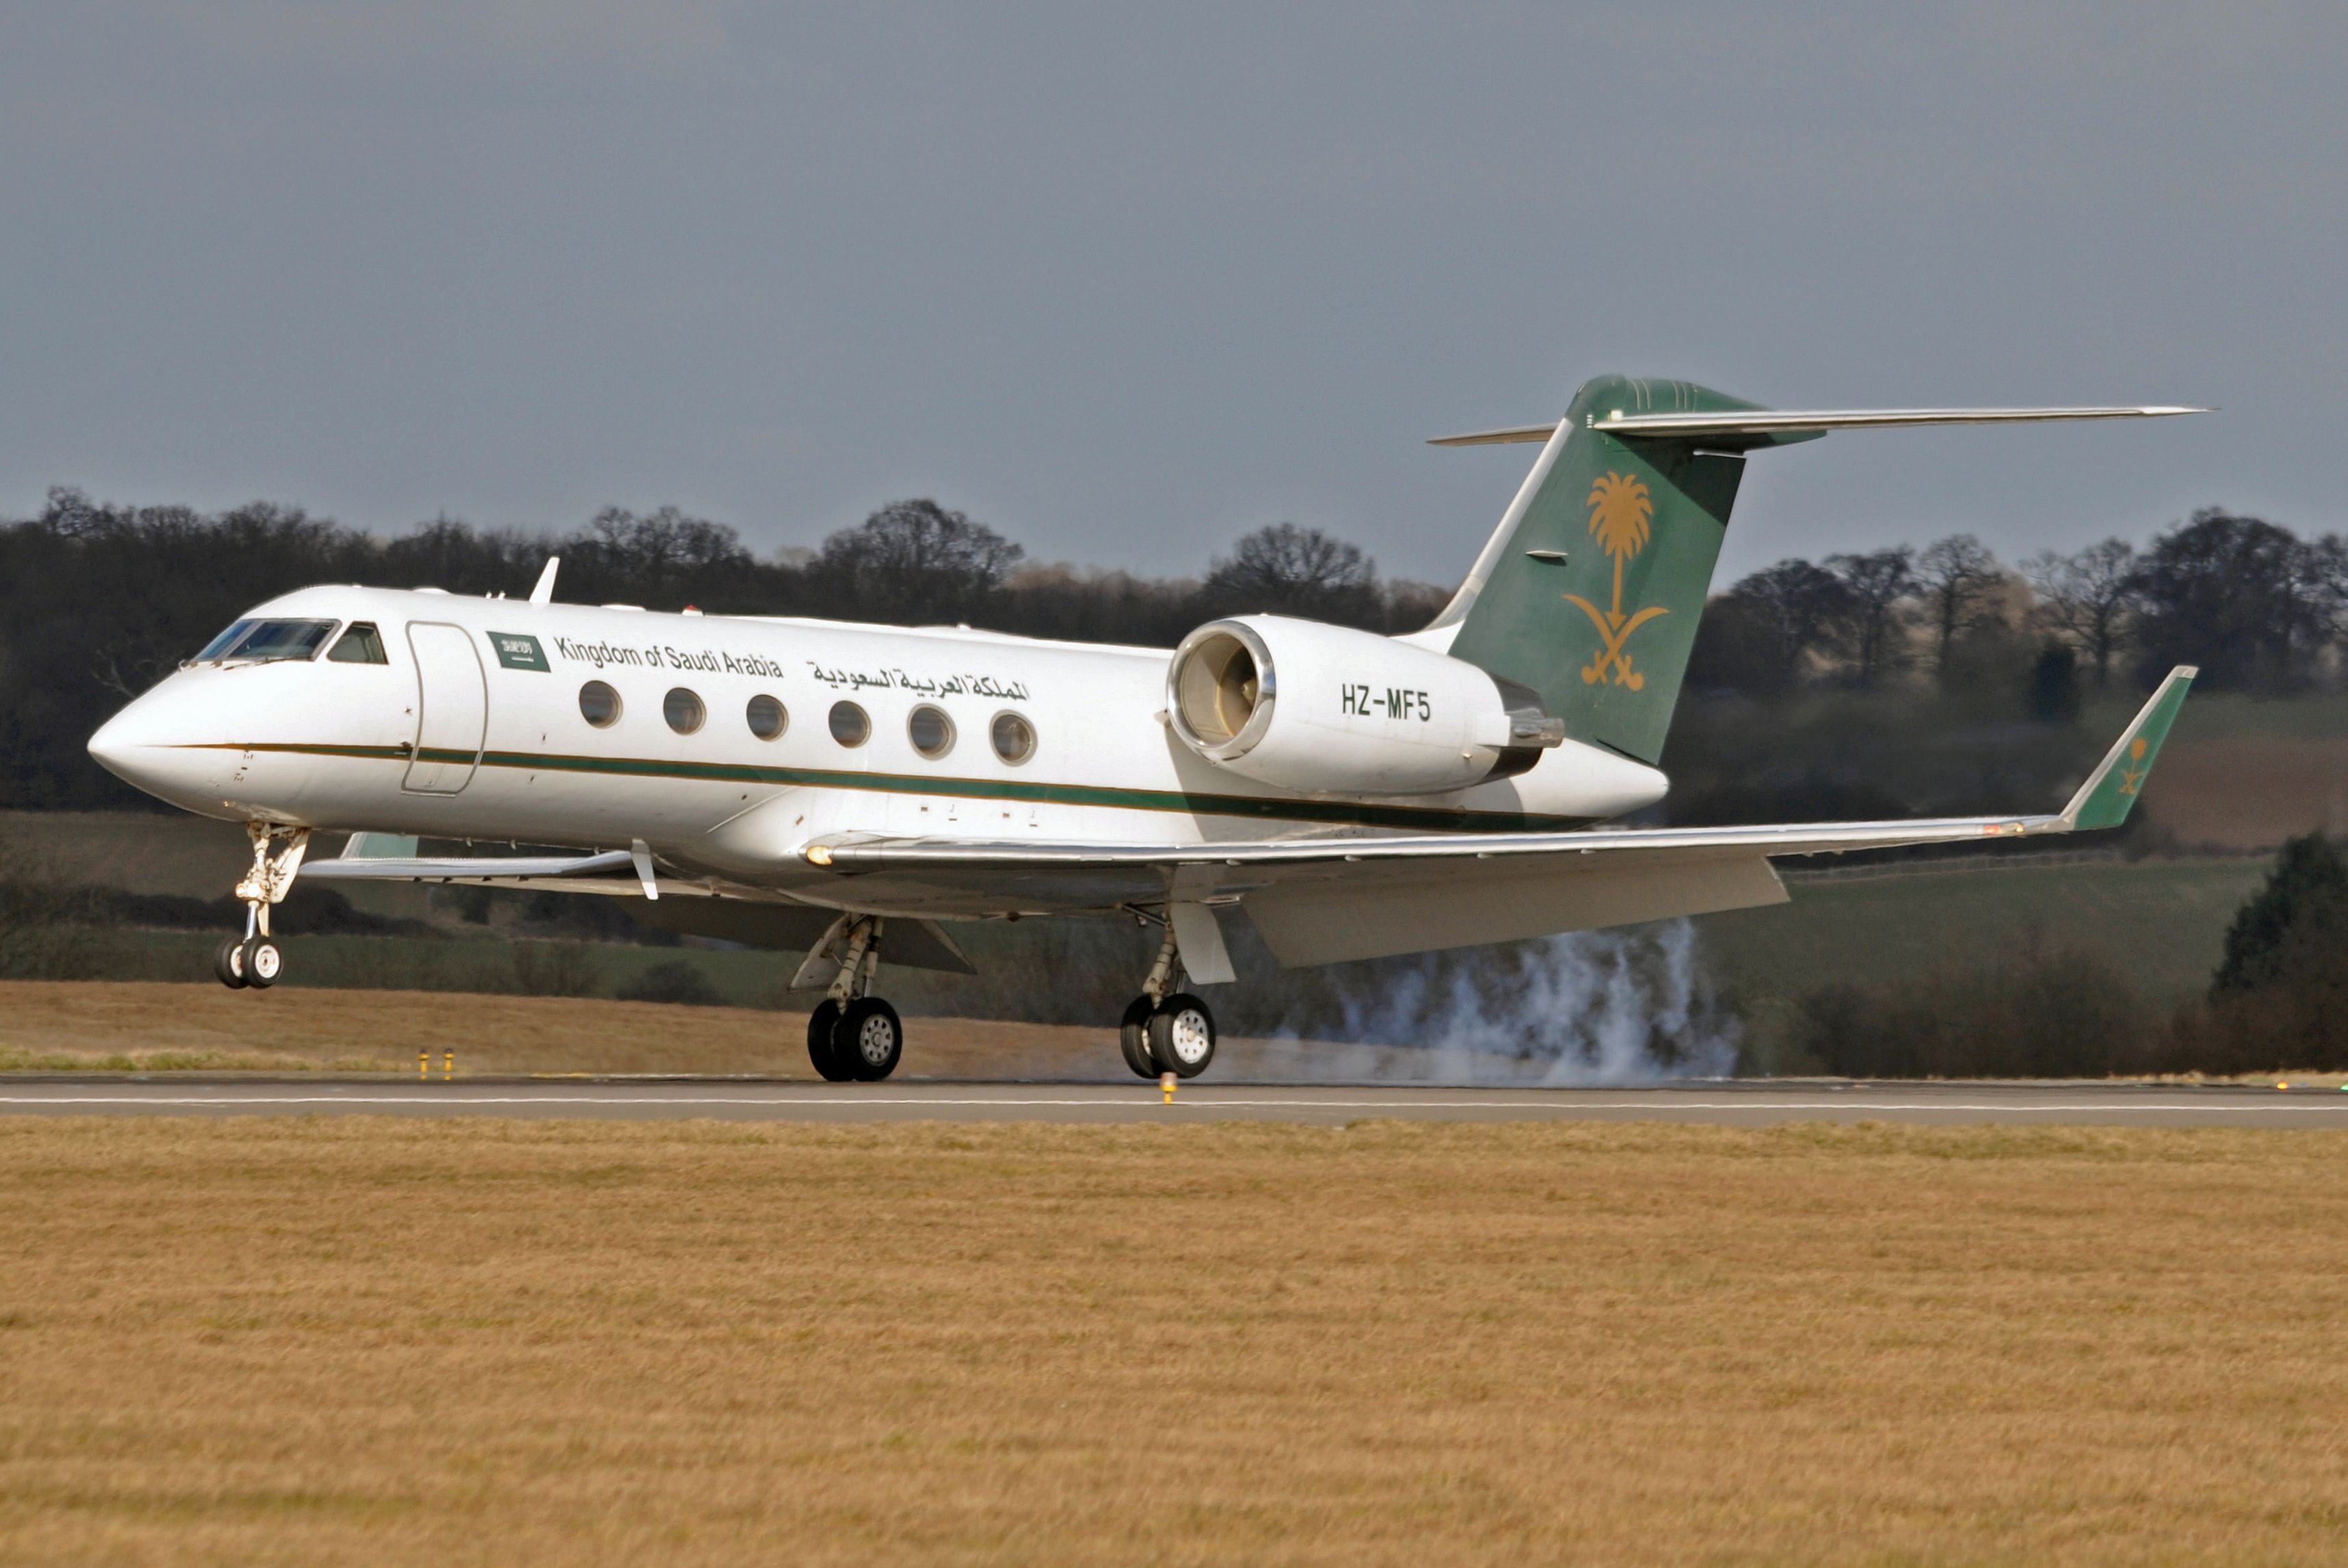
[1165,616,1563,796]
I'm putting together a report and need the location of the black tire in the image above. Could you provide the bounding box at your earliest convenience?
[241,936,283,989]
[837,997,904,1081]
[1118,996,1157,1078]
[807,999,854,1081]
[1148,992,1216,1078]
[213,935,249,990]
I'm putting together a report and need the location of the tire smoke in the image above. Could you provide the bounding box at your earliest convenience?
[1292,920,1739,1085]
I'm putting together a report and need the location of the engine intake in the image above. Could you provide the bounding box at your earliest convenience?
[1172,622,1277,760]
[1165,616,1559,796]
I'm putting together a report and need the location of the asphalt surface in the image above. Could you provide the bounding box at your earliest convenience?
[2,1078,2345,1126]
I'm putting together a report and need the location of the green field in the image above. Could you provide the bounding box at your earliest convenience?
[1698,854,2265,1011]
[5,811,2275,1059]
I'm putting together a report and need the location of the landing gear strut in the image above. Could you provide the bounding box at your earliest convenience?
[803,915,903,1082]
[215,824,308,991]
[1119,912,1217,1080]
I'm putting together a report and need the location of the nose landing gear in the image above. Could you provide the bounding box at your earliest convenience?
[1118,913,1217,1080]
[214,824,308,990]
[800,915,904,1081]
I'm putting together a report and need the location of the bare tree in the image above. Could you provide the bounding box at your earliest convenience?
[2021,538,2138,685]
[1915,534,2002,674]
[1823,546,1915,686]
[1200,522,1381,624]
[1721,558,1858,683]
[813,498,1024,623]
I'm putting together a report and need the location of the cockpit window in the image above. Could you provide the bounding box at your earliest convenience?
[194,618,340,665]
[193,620,255,662]
[327,622,388,664]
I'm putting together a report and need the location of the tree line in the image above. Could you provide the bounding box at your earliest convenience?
[1688,509,2348,705]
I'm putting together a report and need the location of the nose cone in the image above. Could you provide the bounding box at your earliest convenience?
[88,683,217,809]
[87,698,153,779]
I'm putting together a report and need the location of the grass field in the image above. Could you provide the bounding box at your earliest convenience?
[0,981,1111,1078]
[1,1117,2343,1565]
[23,852,2280,1020]
[0,981,1450,1082]
[1698,855,2269,1011]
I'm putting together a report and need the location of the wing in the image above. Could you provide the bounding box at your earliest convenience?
[802,668,2198,965]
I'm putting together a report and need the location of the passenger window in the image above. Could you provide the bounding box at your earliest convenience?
[908,705,955,759]
[579,681,622,728]
[327,622,388,663]
[990,711,1036,765]
[664,687,706,735]
[829,701,870,748]
[746,694,787,741]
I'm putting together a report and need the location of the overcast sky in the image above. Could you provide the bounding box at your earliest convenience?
[3,2,2341,585]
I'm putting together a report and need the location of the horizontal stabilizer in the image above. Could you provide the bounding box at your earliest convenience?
[1430,405,2207,446]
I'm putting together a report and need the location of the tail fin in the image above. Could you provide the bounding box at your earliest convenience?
[1432,375,1784,764]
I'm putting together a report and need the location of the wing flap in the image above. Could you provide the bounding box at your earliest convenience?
[304,849,640,881]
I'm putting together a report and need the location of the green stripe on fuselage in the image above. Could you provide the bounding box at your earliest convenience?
[192,742,1593,834]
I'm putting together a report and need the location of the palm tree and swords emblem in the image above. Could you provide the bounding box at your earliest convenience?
[1565,471,1669,690]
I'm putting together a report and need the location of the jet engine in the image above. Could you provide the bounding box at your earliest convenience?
[1164,616,1563,796]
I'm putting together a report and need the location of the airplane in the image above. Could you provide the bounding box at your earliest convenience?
[86,375,2204,1082]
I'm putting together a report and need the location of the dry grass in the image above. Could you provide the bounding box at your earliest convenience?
[1,1117,2345,1565]
[0,981,1109,1078]
[0,982,1437,1081]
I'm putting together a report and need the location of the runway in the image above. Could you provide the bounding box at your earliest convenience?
[3,1077,2345,1126]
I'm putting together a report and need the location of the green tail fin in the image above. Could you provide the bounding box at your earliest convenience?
[2062,666,2197,831]
[1438,374,1804,764]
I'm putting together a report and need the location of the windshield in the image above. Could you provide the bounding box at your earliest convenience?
[192,618,340,665]
[192,620,255,662]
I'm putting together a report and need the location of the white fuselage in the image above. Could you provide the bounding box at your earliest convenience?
[90,586,1668,915]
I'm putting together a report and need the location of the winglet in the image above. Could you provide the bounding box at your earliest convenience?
[529,557,561,605]
[2060,666,2197,830]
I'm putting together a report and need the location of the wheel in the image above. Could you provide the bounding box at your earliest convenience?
[213,935,249,989]
[807,999,855,1081]
[1118,996,1157,1078]
[241,937,283,989]
[1148,992,1216,1078]
[837,997,903,1082]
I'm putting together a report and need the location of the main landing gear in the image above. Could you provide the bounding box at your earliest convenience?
[803,915,903,1082]
[214,824,310,991]
[1118,913,1217,1080]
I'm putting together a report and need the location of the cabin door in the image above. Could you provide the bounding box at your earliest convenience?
[403,623,488,794]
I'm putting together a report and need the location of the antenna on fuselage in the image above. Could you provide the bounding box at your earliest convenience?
[529,557,561,605]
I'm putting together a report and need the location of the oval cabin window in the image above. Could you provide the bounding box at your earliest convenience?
[664,687,706,735]
[746,694,787,740]
[990,711,1036,765]
[829,700,870,748]
[908,705,955,759]
[579,681,622,728]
